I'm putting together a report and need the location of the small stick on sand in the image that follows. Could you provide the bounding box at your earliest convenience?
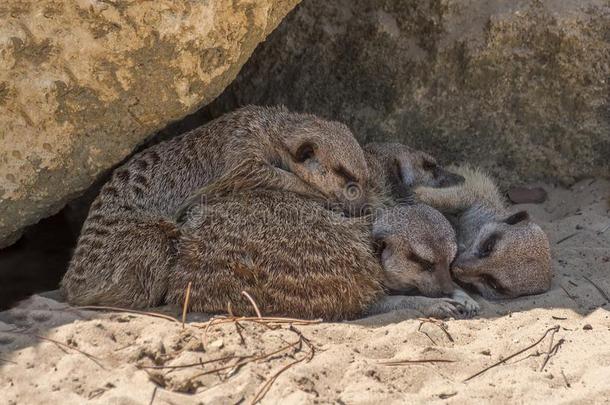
[252,331,315,404]
[556,232,578,245]
[419,318,454,343]
[182,282,193,328]
[235,321,247,346]
[418,321,438,345]
[583,275,610,302]
[561,370,571,388]
[76,306,180,323]
[140,354,242,370]
[464,325,560,382]
[540,338,566,371]
[10,331,106,369]
[560,285,577,301]
[148,386,158,405]
[241,291,263,318]
[380,359,455,366]
[539,326,559,371]
[190,340,301,379]
[252,354,309,404]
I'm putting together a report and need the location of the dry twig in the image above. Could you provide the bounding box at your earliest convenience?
[148,386,158,405]
[464,325,560,382]
[418,318,454,343]
[556,232,578,245]
[76,306,180,323]
[10,331,105,369]
[380,358,455,366]
[560,285,577,300]
[182,282,193,328]
[583,275,610,302]
[241,291,263,318]
[540,337,566,371]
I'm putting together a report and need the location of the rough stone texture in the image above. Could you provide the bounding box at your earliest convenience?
[204,0,610,187]
[0,0,300,247]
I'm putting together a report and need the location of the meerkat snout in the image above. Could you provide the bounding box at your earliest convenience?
[276,119,371,216]
[373,204,458,298]
[452,211,552,299]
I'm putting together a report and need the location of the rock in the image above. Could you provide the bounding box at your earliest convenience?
[0,0,300,247]
[507,186,548,204]
[204,0,610,187]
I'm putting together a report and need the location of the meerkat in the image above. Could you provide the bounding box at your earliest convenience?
[362,143,479,314]
[61,106,374,308]
[168,143,479,319]
[414,165,552,299]
[364,142,465,201]
[168,189,470,320]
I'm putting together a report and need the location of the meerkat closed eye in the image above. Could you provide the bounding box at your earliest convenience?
[414,165,552,299]
[372,204,457,297]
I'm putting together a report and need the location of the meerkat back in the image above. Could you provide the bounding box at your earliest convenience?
[168,189,385,320]
[61,106,375,309]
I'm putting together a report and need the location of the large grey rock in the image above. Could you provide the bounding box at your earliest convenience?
[205,0,610,187]
[0,0,300,247]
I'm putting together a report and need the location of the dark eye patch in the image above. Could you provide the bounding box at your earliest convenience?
[481,274,507,294]
[478,232,501,258]
[334,165,358,183]
[295,143,315,162]
[270,156,288,171]
[409,253,434,272]
[392,159,404,183]
[422,160,437,171]
[504,210,530,225]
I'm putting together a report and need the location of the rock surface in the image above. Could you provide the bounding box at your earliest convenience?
[205,0,610,187]
[0,0,300,247]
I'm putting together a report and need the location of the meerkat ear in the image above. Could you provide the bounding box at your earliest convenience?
[504,210,530,225]
[295,142,316,162]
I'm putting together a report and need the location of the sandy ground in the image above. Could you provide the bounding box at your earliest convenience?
[1,178,609,405]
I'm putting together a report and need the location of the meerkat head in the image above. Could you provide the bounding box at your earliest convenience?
[364,142,464,189]
[372,204,458,297]
[451,211,552,299]
[275,115,371,216]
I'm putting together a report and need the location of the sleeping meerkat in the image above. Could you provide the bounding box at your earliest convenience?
[168,190,472,320]
[414,165,552,299]
[167,143,479,320]
[61,106,373,308]
[363,143,479,315]
[364,142,465,201]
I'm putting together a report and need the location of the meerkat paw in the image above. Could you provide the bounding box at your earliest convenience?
[420,297,465,319]
[451,289,480,319]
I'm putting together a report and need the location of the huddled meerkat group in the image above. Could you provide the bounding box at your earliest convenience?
[60,106,552,320]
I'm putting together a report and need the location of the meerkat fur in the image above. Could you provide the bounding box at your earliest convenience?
[415,165,552,299]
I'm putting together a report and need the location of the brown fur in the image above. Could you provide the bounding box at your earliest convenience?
[61,106,372,308]
[168,190,384,320]
[168,190,467,320]
[167,149,475,320]
[364,142,464,200]
[415,165,552,299]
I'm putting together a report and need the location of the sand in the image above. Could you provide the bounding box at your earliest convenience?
[1,178,609,405]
